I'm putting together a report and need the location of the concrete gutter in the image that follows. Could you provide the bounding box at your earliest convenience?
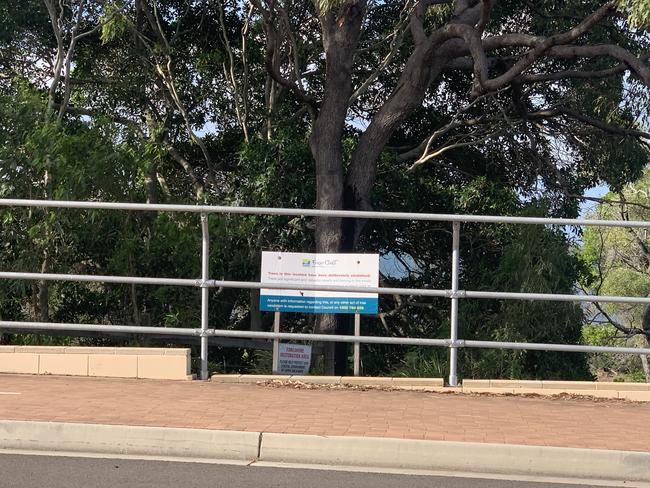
[1,420,649,483]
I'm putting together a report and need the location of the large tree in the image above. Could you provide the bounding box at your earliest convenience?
[2,0,650,374]
[253,0,650,249]
[251,0,650,370]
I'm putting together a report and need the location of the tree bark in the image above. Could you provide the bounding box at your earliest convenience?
[309,4,366,374]
[344,8,483,247]
[641,351,650,383]
[344,46,449,248]
[250,289,263,332]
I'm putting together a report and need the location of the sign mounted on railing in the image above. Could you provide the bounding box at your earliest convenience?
[260,251,379,314]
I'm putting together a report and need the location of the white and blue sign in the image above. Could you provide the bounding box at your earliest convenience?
[260,252,379,315]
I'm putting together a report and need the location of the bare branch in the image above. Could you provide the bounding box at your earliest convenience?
[618,193,650,270]
[568,194,650,212]
[410,0,450,45]
[216,0,250,141]
[590,298,646,338]
[351,1,412,102]
[473,2,619,94]
[527,106,650,140]
[437,2,620,96]
[57,0,86,122]
[252,0,317,114]
[43,0,65,115]
[407,127,504,171]
[476,0,495,34]
[520,51,650,83]
[61,105,147,139]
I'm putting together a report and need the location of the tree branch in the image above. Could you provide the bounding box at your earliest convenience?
[61,105,147,138]
[520,51,650,83]
[351,0,413,102]
[527,106,650,140]
[472,2,619,95]
[252,0,317,115]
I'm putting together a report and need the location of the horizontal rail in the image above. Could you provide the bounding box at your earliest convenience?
[0,325,272,349]
[211,331,649,354]
[2,198,650,228]
[2,321,649,355]
[209,279,449,298]
[462,339,650,355]
[0,321,202,336]
[463,290,650,305]
[0,272,198,287]
[207,329,451,346]
[4,272,650,305]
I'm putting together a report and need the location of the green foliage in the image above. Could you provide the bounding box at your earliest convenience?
[390,349,447,379]
[2,0,648,380]
[581,173,650,321]
[249,350,273,375]
[364,158,590,379]
[581,323,642,379]
[618,0,650,27]
[100,1,128,44]
[314,0,347,15]
[579,171,650,380]
[459,214,591,380]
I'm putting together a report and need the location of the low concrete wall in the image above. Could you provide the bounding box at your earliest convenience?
[211,375,650,400]
[211,374,445,388]
[0,346,193,380]
[462,379,650,401]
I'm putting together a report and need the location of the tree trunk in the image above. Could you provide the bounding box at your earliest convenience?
[309,3,482,372]
[641,352,650,383]
[250,288,263,332]
[309,5,365,374]
[642,306,650,382]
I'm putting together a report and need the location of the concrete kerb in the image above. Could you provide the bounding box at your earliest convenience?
[260,434,650,483]
[0,420,259,461]
[1,420,650,483]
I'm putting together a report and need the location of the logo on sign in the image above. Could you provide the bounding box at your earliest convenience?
[301,258,339,268]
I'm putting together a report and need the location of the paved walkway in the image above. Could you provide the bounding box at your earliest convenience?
[1,374,649,452]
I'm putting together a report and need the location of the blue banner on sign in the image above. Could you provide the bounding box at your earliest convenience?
[260,295,378,314]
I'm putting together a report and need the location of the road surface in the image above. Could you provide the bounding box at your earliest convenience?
[0,454,621,488]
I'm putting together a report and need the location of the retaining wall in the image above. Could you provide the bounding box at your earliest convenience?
[0,346,193,380]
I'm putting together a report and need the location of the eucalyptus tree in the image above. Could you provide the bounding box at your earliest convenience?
[253,0,650,250]
[3,0,650,374]
[247,0,650,370]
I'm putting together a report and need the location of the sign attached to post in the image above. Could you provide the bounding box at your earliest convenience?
[278,343,312,375]
[260,252,379,314]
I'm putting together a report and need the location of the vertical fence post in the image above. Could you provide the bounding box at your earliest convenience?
[272,311,280,374]
[353,313,361,376]
[200,213,210,381]
[448,221,460,387]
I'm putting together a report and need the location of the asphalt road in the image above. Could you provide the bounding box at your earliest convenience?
[0,454,620,488]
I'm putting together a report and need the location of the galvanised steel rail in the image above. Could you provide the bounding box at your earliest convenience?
[2,197,650,228]
[1,198,650,384]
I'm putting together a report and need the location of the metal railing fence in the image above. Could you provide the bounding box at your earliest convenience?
[1,198,650,384]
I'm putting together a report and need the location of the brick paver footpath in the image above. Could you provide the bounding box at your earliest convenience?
[1,374,649,452]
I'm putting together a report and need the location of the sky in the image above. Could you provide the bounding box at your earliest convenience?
[579,184,610,218]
